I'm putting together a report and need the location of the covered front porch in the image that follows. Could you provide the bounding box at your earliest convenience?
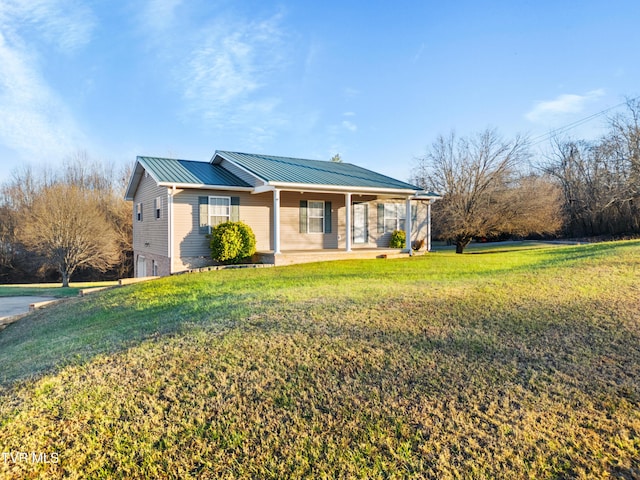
[255,247,428,266]
[260,187,438,255]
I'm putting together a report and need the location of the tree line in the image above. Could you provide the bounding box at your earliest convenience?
[1,99,638,282]
[412,99,640,253]
[0,152,132,286]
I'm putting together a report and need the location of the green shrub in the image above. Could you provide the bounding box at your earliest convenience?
[209,221,257,264]
[389,229,406,248]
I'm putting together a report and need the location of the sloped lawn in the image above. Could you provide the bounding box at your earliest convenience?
[0,241,639,478]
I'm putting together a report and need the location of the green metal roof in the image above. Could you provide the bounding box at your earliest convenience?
[214,151,420,191]
[139,156,251,187]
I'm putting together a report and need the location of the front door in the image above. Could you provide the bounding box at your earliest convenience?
[352,203,368,244]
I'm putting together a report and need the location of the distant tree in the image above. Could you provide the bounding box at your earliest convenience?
[0,205,17,276]
[543,99,640,237]
[413,129,562,253]
[1,153,134,283]
[17,184,120,287]
[330,153,343,163]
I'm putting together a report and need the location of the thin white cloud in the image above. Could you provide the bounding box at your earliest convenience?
[342,120,357,132]
[344,87,360,99]
[0,1,93,164]
[0,0,95,52]
[181,13,286,124]
[137,3,292,148]
[0,33,86,161]
[304,40,321,73]
[142,0,184,32]
[343,111,356,117]
[526,89,605,122]
[413,42,425,63]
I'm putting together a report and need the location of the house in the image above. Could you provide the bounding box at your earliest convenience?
[124,151,439,277]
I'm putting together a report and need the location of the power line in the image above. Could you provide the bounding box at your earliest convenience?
[529,96,639,147]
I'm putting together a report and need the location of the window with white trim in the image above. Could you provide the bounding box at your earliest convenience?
[308,201,325,233]
[154,196,162,219]
[384,203,406,232]
[209,196,231,228]
[136,202,143,222]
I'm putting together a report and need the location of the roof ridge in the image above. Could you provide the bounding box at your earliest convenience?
[217,151,416,187]
[138,155,202,163]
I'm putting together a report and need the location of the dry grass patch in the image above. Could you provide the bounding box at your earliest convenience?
[0,241,639,478]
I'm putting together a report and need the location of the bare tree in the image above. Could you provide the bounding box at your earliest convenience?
[16,183,120,287]
[414,129,562,252]
[1,152,135,283]
[0,205,17,276]
[543,99,640,237]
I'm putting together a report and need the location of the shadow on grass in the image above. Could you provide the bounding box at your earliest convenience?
[1,240,637,389]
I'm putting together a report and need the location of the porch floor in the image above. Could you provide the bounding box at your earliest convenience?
[255,248,425,266]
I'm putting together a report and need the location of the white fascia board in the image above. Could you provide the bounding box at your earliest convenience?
[411,194,441,201]
[268,182,419,196]
[157,182,254,192]
[124,159,147,200]
[252,184,275,194]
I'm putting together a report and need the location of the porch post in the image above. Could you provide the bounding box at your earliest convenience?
[273,189,281,254]
[345,192,352,252]
[405,197,412,256]
[427,200,432,252]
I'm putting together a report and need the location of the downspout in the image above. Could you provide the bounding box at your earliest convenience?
[427,200,432,252]
[168,186,175,274]
[345,192,352,252]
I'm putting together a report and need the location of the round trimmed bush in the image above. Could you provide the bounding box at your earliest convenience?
[209,221,257,264]
[389,229,406,248]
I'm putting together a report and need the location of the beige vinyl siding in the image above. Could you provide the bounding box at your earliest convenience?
[373,199,430,248]
[132,172,169,256]
[173,189,272,266]
[411,201,430,243]
[279,192,344,250]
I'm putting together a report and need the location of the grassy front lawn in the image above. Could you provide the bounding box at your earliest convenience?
[0,241,638,478]
[0,281,118,298]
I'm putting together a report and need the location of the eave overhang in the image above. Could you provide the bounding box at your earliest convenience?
[252,182,420,197]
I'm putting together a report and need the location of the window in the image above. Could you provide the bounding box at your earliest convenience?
[209,196,230,228]
[199,196,239,234]
[152,260,158,276]
[154,196,162,220]
[383,203,405,232]
[136,202,143,222]
[308,201,325,233]
[299,200,331,234]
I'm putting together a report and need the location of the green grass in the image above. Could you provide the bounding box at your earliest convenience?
[0,281,118,298]
[0,241,639,478]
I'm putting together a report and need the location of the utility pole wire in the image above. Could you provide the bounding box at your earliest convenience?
[529,96,640,147]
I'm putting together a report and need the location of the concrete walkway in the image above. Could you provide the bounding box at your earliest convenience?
[0,296,56,324]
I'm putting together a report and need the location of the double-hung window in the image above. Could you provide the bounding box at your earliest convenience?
[208,196,230,227]
[299,200,331,234]
[384,203,406,232]
[199,196,238,234]
[308,201,325,234]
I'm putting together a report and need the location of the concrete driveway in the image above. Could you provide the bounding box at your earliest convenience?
[0,296,56,323]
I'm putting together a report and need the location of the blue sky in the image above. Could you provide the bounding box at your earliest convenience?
[1,0,639,185]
